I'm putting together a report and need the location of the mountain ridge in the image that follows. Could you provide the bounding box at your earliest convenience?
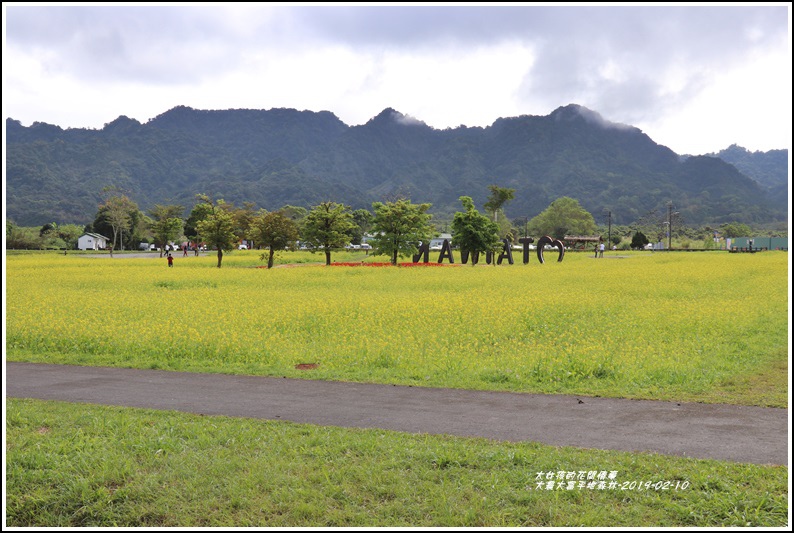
[5,104,788,226]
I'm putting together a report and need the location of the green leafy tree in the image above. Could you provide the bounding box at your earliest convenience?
[39,222,57,238]
[301,201,357,266]
[370,198,434,266]
[57,224,84,250]
[451,196,501,266]
[253,210,300,269]
[720,222,752,238]
[528,197,597,239]
[6,220,41,250]
[631,231,650,250]
[184,202,214,242]
[231,201,258,247]
[38,222,65,249]
[149,204,185,257]
[195,194,238,268]
[483,185,515,222]
[280,205,308,223]
[350,208,374,245]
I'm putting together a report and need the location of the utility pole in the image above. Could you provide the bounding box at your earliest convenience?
[605,210,612,250]
[667,202,678,251]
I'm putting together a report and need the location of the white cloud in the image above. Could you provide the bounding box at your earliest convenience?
[636,41,791,154]
[3,4,790,154]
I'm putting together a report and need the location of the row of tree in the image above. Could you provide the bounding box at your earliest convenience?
[8,184,781,259]
[78,185,599,268]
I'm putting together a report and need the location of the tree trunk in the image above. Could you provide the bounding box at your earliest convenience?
[391,250,398,266]
[325,250,331,266]
[268,248,275,269]
[217,248,223,268]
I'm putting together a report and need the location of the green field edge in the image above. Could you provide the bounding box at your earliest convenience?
[6,346,789,409]
[5,398,789,528]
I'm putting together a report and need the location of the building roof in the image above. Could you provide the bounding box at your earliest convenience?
[80,232,110,240]
[563,235,601,242]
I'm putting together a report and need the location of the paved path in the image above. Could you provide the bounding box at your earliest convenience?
[6,362,789,466]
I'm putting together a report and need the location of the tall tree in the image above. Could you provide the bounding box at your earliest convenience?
[37,222,82,250]
[301,201,357,266]
[149,204,185,257]
[451,196,501,266]
[184,201,214,242]
[56,223,84,250]
[231,201,258,247]
[253,210,299,269]
[97,194,138,251]
[370,198,434,266]
[350,208,374,245]
[631,231,650,250]
[528,197,597,239]
[483,185,515,222]
[195,194,237,268]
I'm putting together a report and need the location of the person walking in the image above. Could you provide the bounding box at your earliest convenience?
[167,253,174,267]
[599,241,605,258]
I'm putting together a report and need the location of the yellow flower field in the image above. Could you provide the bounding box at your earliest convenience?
[5,251,789,406]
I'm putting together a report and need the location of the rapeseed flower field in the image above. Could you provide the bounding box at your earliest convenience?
[5,251,788,406]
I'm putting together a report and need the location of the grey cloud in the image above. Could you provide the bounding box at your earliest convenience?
[5,5,259,84]
[5,4,787,108]
[511,6,786,127]
[287,5,786,55]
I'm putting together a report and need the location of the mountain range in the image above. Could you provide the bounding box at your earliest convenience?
[5,104,788,227]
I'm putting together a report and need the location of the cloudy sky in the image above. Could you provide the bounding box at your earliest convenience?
[3,3,791,155]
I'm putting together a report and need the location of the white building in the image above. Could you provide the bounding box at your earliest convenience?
[429,233,453,250]
[77,232,110,250]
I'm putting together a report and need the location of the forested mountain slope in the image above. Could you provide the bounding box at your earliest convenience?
[5,104,786,226]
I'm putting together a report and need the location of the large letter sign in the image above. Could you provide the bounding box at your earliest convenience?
[412,237,564,265]
[536,235,565,264]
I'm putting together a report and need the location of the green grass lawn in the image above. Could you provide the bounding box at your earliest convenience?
[6,398,788,527]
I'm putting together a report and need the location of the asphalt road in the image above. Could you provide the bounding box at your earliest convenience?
[6,362,789,466]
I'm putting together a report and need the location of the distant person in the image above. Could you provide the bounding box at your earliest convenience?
[167,253,173,267]
[599,242,605,258]
[183,245,188,257]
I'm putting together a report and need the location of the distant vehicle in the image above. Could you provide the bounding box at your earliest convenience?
[345,244,361,250]
[238,244,248,250]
